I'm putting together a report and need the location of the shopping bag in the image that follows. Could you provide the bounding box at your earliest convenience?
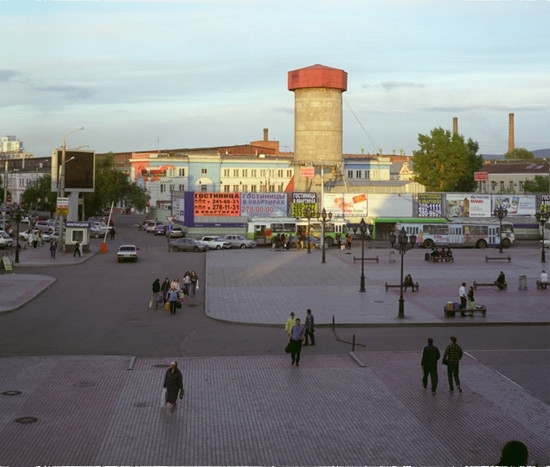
[285,342,292,353]
[160,388,167,407]
[148,296,154,309]
[164,302,170,312]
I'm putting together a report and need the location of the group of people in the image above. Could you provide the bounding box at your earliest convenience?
[284,309,315,366]
[151,271,199,314]
[421,335,463,395]
[429,247,453,262]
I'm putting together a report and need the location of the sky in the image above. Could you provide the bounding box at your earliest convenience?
[1,0,549,159]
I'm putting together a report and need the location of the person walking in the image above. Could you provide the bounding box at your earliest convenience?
[109,225,116,240]
[288,318,305,366]
[284,312,296,335]
[163,361,184,413]
[73,241,81,258]
[189,270,199,297]
[161,277,171,302]
[167,286,179,314]
[467,285,475,315]
[459,282,467,316]
[539,270,548,289]
[421,337,440,395]
[304,308,315,346]
[443,336,463,393]
[50,239,58,259]
[152,278,161,309]
[495,271,506,290]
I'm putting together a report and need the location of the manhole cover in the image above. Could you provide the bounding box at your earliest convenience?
[2,390,22,396]
[15,417,38,424]
[73,382,96,388]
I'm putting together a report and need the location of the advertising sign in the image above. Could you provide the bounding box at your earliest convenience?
[56,197,69,216]
[324,193,367,217]
[417,193,442,217]
[194,193,240,216]
[494,195,536,215]
[240,193,287,217]
[300,167,315,178]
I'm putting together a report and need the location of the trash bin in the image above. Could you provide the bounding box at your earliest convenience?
[519,275,527,290]
[389,251,396,263]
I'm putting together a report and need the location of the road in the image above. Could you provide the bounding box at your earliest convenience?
[0,214,548,404]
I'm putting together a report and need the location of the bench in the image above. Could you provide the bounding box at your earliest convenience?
[353,256,379,263]
[473,280,507,290]
[444,304,487,317]
[485,255,511,262]
[536,280,548,290]
[385,282,419,292]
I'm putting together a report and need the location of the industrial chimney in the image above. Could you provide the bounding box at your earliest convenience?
[508,113,515,154]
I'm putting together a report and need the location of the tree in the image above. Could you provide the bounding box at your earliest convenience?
[21,175,57,214]
[505,148,534,160]
[523,175,550,193]
[412,127,483,192]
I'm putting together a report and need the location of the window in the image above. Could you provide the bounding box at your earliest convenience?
[233,185,239,192]
[250,185,257,192]
[500,181,505,191]
[347,170,353,179]
[160,185,166,193]
[509,181,514,191]
[178,184,185,191]
[277,169,283,178]
[519,181,524,192]
[242,169,248,177]
[356,170,362,179]
[179,168,185,177]
[251,169,257,177]
[201,168,208,175]
[223,185,230,193]
[201,184,207,192]
[365,170,370,179]
[223,169,230,177]
[242,185,248,192]
[233,169,239,177]
[168,168,175,177]
[260,169,266,177]
[287,169,292,177]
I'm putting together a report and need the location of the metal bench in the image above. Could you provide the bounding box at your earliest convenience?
[385,282,419,292]
[536,280,548,290]
[444,304,487,317]
[485,255,511,262]
[473,280,507,290]
[353,256,379,263]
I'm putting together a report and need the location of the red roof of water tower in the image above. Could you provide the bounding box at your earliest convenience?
[288,64,347,91]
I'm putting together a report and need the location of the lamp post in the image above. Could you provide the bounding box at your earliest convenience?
[58,126,84,253]
[303,205,315,254]
[389,227,416,319]
[493,206,508,254]
[10,205,23,264]
[352,218,368,293]
[535,210,549,263]
[317,208,332,264]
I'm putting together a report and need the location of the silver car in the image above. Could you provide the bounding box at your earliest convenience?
[222,234,257,249]
[200,236,232,250]
[170,238,208,252]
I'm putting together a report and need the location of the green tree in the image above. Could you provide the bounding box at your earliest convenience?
[412,127,483,192]
[523,175,550,193]
[505,147,534,160]
[21,175,57,214]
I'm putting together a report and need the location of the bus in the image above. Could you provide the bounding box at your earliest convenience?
[396,219,515,249]
[245,217,348,246]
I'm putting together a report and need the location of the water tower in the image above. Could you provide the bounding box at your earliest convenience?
[288,64,348,191]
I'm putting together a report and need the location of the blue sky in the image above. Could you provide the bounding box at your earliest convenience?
[1,0,549,158]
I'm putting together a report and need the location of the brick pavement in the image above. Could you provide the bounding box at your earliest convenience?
[0,353,548,466]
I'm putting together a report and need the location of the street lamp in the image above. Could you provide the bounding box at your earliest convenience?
[352,218,368,293]
[58,126,84,252]
[493,206,508,254]
[10,205,23,264]
[389,227,417,319]
[535,210,549,263]
[317,208,332,264]
[303,205,315,254]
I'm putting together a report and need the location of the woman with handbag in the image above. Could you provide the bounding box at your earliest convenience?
[163,361,184,413]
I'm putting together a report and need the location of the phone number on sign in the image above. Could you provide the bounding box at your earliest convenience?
[242,206,275,214]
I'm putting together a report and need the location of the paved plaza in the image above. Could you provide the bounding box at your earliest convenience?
[0,242,548,465]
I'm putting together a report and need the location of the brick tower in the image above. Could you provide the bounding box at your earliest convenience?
[288,64,348,192]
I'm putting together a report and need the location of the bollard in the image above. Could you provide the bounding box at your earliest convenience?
[101,242,107,254]
[518,275,527,290]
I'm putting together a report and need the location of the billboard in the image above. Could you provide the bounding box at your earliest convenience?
[51,150,95,193]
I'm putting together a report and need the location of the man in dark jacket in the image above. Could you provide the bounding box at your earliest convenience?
[443,336,464,393]
[421,338,440,395]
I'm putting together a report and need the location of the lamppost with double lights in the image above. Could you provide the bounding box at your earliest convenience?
[352,218,368,293]
[58,126,84,253]
[303,205,315,254]
[493,206,508,254]
[317,208,332,263]
[535,210,549,263]
[389,227,416,319]
[10,205,23,264]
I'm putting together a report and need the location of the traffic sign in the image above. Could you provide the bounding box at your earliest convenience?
[166,216,174,224]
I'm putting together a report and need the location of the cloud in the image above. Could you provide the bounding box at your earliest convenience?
[34,85,95,100]
[0,70,22,82]
[379,81,426,91]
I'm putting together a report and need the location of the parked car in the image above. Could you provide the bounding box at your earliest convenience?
[154,224,167,236]
[145,220,161,233]
[200,236,232,250]
[117,244,139,262]
[170,238,208,252]
[34,220,55,234]
[288,235,320,249]
[19,229,40,242]
[168,226,185,238]
[222,234,257,249]
[89,221,110,239]
[0,230,13,248]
